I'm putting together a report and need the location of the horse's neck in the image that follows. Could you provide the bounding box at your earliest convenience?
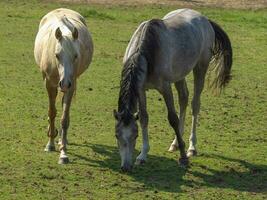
[118,55,147,113]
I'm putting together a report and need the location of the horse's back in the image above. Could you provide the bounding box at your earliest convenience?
[163,9,201,21]
[39,8,86,29]
[163,9,214,46]
[161,9,214,75]
[144,9,215,83]
[37,8,89,40]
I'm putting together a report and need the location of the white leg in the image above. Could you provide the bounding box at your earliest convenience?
[45,124,56,152]
[169,80,189,152]
[57,130,68,146]
[187,116,197,157]
[135,90,150,165]
[168,136,178,152]
[168,116,185,152]
[58,138,62,146]
[58,122,70,164]
[44,81,57,152]
[44,139,56,152]
[59,149,68,160]
[187,65,206,157]
[136,127,150,164]
[58,88,74,164]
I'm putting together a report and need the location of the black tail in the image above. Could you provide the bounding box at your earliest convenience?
[208,20,233,93]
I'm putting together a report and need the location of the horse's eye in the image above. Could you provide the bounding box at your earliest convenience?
[74,54,78,60]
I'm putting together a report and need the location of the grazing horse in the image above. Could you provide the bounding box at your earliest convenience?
[34,8,93,164]
[114,9,232,172]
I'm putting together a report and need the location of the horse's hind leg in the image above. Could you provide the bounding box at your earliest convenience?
[44,80,58,152]
[161,83,188,166]
[168,79,189,152]
[58,87,74,164]
[188,63,207,157]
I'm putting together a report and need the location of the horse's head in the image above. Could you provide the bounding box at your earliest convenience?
[54,27,79,92]
[113,109,139,172]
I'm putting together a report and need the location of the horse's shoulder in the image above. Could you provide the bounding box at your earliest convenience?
[39,8,86,29]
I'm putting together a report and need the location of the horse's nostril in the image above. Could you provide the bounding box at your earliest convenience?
[121,165,132,172]
[59,81,63,88]
[121,166,127,172]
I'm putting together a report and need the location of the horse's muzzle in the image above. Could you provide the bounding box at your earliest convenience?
[59,80,72,92]
[121,164,133,172]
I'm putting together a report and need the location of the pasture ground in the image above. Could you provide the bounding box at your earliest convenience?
[0,0,266,199]
[55,0,267,10]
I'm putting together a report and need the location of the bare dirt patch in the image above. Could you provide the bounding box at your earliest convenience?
[56,0,267,9]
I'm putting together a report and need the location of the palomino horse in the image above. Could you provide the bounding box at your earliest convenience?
[34,8,93,164]
[114,9,232,172]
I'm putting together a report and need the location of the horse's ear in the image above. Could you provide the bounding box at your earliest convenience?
[72,27,78,40]
[134,112,139,121]
[55,27,62,40]
[113,109,119,120]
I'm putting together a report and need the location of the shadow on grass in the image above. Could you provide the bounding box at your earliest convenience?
[70,142,188,193]
[188,153,267,193]
[69,143,267,194]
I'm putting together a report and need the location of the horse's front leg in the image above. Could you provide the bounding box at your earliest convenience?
[161,83,188,167]
[58,87,74,164]
[44,80,58,152]
[135,90,150,165]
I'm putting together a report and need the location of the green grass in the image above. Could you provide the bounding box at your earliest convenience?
[0,0,266,199]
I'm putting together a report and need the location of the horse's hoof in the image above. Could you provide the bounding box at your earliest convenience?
[178,157,189,168]
[58,157,69,164]
[168,144,178,152]
[187,149,197,157]
[135,159,146,165]
[44,145,56,152]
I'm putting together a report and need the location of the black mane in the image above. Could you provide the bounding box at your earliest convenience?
[117,19,164,124]
[118,54,144,124]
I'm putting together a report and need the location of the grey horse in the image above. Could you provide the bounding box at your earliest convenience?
[114,9,232,172]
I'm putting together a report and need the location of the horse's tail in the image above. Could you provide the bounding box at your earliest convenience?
[208,19,233,93]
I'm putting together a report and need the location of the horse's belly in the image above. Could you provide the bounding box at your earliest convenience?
[171,62,196,80]
[155,60,195,83]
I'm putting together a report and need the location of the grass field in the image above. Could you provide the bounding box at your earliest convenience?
[0,0,266,199]
[53,0,267,9]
